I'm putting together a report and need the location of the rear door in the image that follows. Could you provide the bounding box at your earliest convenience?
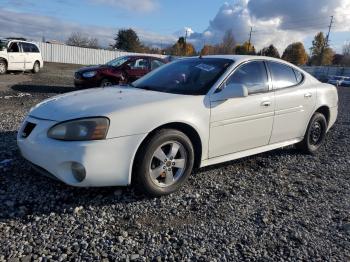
[125,57,151,82]
[267,61,316,144]
[7,42,25,70]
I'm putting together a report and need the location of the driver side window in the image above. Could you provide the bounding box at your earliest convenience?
[8,42,20,53]
[225,61,269,95]
[128,58,149,70]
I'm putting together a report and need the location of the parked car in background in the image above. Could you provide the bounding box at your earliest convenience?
[328,75,350,87]
[18,55,338,196]
[0,39,43,74]
[74,55,167,88]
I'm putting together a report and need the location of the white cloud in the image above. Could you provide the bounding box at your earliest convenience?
[90,0,158,12]
[0,8,175,48]
[188,0,350,53]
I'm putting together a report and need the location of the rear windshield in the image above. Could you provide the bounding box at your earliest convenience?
[133,58,233,95]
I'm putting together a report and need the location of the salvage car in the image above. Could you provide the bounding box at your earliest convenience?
[0,38,43,74]
[74,55,167,88]
[327,75,350,87]
[18,55,338,196]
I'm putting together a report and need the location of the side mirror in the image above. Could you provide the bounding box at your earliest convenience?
[211,83,248,101]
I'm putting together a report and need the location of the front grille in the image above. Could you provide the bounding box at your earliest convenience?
[21,122,36,138]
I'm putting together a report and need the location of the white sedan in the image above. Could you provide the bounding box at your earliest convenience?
[17,55,338,196]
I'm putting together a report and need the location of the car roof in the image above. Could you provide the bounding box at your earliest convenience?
[193,55,289,63]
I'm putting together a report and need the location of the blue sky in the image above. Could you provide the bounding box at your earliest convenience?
[0,0,349,53]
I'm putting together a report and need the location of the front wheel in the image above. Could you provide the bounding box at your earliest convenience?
[100,78,115,87]
[0,59,7,74]
[296,113,327,155]
[134,129,194,196]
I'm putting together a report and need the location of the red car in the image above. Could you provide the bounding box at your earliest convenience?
[74,55,167,88]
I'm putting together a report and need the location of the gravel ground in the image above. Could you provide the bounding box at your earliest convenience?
[0,64,349,261]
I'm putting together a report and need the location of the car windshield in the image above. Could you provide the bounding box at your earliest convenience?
[132,58,233,95]
[106,56,129,67]
[0,40,8,50]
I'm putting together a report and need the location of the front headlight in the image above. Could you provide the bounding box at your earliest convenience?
[82,71,97,78]
[48,117,110,141]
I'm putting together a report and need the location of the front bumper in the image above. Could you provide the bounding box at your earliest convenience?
[17,116,145,187]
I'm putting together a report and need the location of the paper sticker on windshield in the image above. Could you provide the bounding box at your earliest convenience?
[195,63,215,72]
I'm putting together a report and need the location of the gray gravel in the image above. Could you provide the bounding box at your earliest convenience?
[0,67,349,261]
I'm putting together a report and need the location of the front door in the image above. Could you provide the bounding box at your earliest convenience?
[209,60,275,158]
[7,42,25,70]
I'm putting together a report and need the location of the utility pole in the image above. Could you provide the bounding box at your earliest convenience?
[248,27,253,47]
[248,27,255,53]
[320,15,334,65]
[184,28,189,56]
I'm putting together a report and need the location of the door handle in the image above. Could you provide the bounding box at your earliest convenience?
[261,101,271,107]
[304,93,312,98]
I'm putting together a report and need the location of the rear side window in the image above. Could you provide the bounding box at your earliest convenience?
[22,43,39,53]
[226,61,269,95]
[268,61,301,89]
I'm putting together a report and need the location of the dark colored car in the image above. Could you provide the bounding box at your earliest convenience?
[74,55,167,88]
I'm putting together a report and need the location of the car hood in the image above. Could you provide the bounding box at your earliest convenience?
[29,87,183,122]
[77,64,114,73]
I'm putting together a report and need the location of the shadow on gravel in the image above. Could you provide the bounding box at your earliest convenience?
[11,84,77,94]
[0,132,145,221]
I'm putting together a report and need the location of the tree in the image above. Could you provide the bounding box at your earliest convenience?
[281,42,308,65]
[113,28,143,52]
[258,44,280,58]
[310,32,334,65]
[66,32,100,49]
[219,30,236,54]
[235,41,256,55]
[200,45,218,56]
[170,37,196,56]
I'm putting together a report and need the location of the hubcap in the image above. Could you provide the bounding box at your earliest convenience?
[0,63,5,73]
[149,141,187,187]
[102,81,112,87]
[310,121,323,145]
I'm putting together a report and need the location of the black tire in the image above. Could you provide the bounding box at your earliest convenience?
[0,59,7,75]
[134,129,195,197]
[296,113,327,155]
[32,61,40,74]
[100,78,114,87]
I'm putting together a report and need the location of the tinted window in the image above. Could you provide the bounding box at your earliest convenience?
[21,43,39,53]
[128,58,149,70]
[132,58,233,95]
[268,61,298,89]
[8,42,20,52]
[226,61,268,94]
[151,59,165,70]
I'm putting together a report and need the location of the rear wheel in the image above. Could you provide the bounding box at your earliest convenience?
[296,113,327,155]
[0,59,7,74]
[32,61,40,73]
[100,78,114,87]
[134,129,194,196]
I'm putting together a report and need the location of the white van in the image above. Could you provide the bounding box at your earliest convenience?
[0,39,44,74]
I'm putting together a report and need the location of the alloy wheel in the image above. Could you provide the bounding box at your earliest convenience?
[149,141,187,188]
